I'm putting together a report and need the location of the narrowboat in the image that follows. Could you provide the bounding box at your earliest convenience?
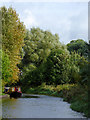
[4,86,22,98]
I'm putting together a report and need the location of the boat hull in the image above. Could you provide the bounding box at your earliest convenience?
[10,92,22,98]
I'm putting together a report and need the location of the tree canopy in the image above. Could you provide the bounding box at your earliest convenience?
[67,39,89,58]
[19,28,63,77]
[19,28,88,87]
[1,6,26,85]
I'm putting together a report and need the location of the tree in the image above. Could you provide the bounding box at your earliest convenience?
[1,6,26,84]
[2,51,12,86]
[44,48,69,85]
[67,39,89,58]
[19,28,61,79]
[43,50,87,85]
[67,52,87,84]
[20,28,88,87]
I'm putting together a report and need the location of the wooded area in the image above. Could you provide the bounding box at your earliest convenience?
[0,6,90,117]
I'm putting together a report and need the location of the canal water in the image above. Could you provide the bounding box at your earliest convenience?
[2,94,86,118]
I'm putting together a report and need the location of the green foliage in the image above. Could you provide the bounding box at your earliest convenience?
[70,100,88,116]
[66,52,87,84]
[23,83,75,96]
[79,63,89,85]
[44,48,70,85]
[43,50,87,85]
[67,39,89,58]
[20,27,88,87]
[2,51,12,86]
[70,91,88,117]
[20,28,63,86]
[21,28,61,67]
[1,6,26,84]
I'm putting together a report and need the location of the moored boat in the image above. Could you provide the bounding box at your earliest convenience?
[4,86,22,98]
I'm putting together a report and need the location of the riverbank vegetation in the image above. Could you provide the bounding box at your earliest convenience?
[22,83,88,117]
[0,6,90,117]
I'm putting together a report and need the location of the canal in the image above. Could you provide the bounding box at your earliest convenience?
[2,94,86,118]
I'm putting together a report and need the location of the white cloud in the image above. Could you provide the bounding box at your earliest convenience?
[69,8,88,42]
[21,9,38,28]
[1,2,87,44]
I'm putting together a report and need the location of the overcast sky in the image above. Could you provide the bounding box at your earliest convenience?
[0,1,88,44]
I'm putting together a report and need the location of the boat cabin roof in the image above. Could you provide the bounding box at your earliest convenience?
[4,87,10,89]
[4,86,21,89]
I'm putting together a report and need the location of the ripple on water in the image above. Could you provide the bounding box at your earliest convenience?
[2,94,86,118]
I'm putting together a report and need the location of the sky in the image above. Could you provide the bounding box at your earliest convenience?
[0,1,88,44]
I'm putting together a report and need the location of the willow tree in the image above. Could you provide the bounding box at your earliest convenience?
[20,28,62,77]
[19,28,70,87]
[1,6,26,84]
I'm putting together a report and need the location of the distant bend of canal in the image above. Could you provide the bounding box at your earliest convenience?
[2,94,86,118]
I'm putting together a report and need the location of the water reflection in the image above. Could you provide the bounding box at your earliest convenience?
[22,94,40,98]
[2,94,86,118]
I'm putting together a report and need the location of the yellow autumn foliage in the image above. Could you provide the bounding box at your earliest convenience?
[1,6,26,84]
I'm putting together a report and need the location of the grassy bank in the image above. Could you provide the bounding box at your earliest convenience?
[22,83,88,117]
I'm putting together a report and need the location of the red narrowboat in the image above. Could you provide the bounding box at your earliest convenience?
[4,86,22,98]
